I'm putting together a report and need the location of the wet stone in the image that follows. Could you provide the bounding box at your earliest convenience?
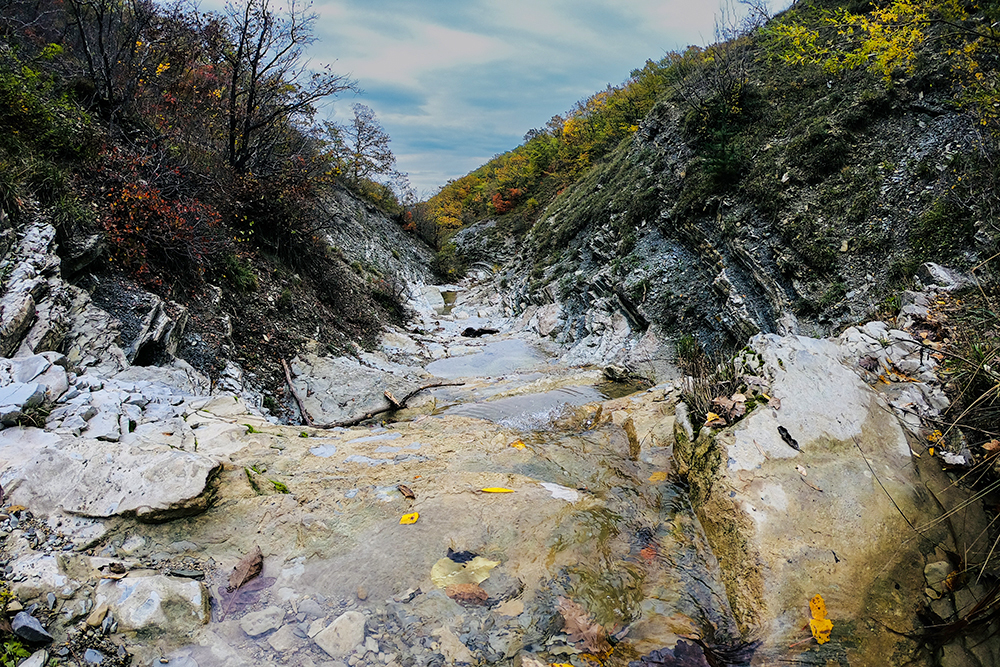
[12,612,53,643]
[83,648,105,664]
[240,606,285,637]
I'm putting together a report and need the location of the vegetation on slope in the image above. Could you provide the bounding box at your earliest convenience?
[0,0,417,389]
[421,0,999,279]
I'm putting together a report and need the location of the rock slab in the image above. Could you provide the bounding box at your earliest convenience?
[314,610,366,658]
[95,576,209,635]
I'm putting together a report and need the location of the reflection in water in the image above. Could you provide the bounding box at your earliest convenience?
[443,386,605,429]
[426,339,547,378]
[440,290,458,315]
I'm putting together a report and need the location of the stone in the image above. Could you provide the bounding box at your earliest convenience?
[917,262,967,291]
[8,355,52,383]
[314,611,366,658]
[240,606,286,637]
[19,650,48,667]
[430,627,473,664]
[86,602,109,627]
[95,576,208,635]
[8,435,222,522]
[268,624,307,652]
[0,383,46,422]
[298,598,325,619]
[693,331,979,658]
[11,612,53,643]
[536,303,562,337]
[925,560,954,595]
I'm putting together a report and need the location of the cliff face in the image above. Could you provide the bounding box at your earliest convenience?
[0,184,433,412]
[454,60,995,370]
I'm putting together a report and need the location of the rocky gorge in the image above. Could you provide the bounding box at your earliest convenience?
[0,191,996,667]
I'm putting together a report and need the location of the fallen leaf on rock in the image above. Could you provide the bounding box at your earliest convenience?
[445,583,488,605]
[809,594,833,644]
[704,412,726,427]
[648,472,668,482]
[510,440,526,449]
[229,545,263,591]
[217,576,276,619]
[769,396,782,410]
[398,484,416,499]
[399,512,419,524]
[557,597,609,653]
[481,487,514,493]
[431,556,499,588]
[639,545,658,563]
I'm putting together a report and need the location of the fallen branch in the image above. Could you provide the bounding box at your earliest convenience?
[313,381,466,429]
[282,359,314,427]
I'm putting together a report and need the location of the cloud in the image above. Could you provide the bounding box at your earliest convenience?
[203,0,792,194]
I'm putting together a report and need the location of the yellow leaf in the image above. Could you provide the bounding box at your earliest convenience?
[810,594,827,619]
[648,472,669,482]
[509,440,526,449]
[705,412,726,427]
[399,512,419,525]
[809,594,833,644]
[481,487,514,493]
[810,617,833,644]
[430,556,499,587]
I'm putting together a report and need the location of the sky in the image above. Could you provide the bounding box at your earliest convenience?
[211,0,790,196]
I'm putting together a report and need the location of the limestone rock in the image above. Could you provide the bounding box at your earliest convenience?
[7,435,222,522]
[694,331,986,660]
[95,575,209,634]
[290,353,428,425]
[314,610,366,658]
[18,650,48,667]
[240,606,286,637]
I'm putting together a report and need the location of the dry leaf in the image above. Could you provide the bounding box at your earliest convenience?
[809,594,833,644]
[445,583,488,605]
[509,440,526,450]
[431,556,499,588]
[400,512,419,524]
[648,472,668,482]
[704,412,726,427]
[229,545,263,591]
[557,597,609,653]
[398,484,416,499]
[481,487,514,493]
[768,396,782,410]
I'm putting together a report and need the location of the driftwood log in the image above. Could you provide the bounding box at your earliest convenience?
[312,380,466,428]
[282,359,314,427]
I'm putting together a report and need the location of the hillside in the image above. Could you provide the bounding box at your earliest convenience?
[425,0,999,356]
[0,0,431,406]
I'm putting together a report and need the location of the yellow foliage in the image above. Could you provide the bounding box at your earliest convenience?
[481,487,514,493]
[648,472,669,482]
[399,512,419,524]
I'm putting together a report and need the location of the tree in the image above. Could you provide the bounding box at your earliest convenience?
[65,0,159,119]
[220,0,356,173]
[332,103,397,185]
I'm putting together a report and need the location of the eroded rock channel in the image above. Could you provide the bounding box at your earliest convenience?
[0,265,995,667]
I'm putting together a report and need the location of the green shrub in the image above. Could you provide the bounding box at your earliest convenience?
[431,242,466,281]
[220,253,258,293]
